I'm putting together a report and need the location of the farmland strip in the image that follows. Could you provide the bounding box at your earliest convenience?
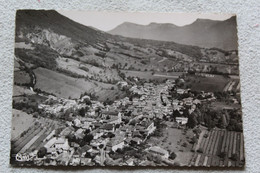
[221,130,228,153]
[232,132,237,155]
[240,133,244,161]
[204,131,213,154]
[206,156,212,167]
[28,126,54,152]
[203,156,208,167]
[198,154,205,166]
[224,131,231,154]
[223,81,232,92]
[216,130,224,156]
[228,161,232,167]
[13,127,42,153]
[208,130,216,155]
[200,131,208,152]
[13,123,41,146]
[224,157,229,167]
[190,153,198,166]
[206,130,215,154]
[210,156,218,167]
[228,131,235,158]
[215,157,220,167]
[195,154,201,166]
[212,130,220,155]
[195,130,205,151]
[236,132,241,161]
[20,129,46,153]
[219,160,224,167]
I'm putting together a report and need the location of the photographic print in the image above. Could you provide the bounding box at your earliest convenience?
[10,10,245,167]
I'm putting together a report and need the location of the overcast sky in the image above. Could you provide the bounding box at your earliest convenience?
[58,11,235,32]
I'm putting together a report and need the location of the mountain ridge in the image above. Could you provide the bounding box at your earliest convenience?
[108,16,238,50]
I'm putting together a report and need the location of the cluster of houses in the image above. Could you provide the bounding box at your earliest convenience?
[32,78,218,166]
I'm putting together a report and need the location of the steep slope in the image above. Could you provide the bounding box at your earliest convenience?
[108,16,238,50]
[15,10,110,44]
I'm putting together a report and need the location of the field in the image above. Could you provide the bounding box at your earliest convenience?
[34,67,125,101]
[189,129,245,167]
[210,101,241,111]
[56,57,121,82]
[11,117,59,154]
[223,79,240,92]
[147,122,194,166]
[185,74,230,92]
[14,70,31,84]
[11,109,35,140]
[122,70,183,82]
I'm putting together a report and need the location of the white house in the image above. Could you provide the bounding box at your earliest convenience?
[107,137,125,152]
[176,117,188,125]
[91,129,104,140]
[73,118,81,127]
[145,121,156,136]
[125,158,134,166]
[44,137,70,153]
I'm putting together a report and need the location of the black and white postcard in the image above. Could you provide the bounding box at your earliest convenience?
[10,10,245,167]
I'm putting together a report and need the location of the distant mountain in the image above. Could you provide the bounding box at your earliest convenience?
[108,17,238,50]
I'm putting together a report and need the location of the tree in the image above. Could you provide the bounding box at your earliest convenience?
[107,132,115,138]
[116,148,123,154]
[83,98,92,105]
[84,129,91,134]
[197,148,203,153]
[99,144,104,149]
[187,113,198,128]
[79,108,86,117]
[190,136,198,144]
[182,142,187,147]
[219,151,227,159]
[129,119,137,126]
[37,147,47,158]
[231,153,239,161]
[115,124,120,129]
[83,134,94,144]
[169,152,177,160]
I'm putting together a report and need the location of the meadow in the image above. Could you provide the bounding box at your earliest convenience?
[34,67,124,101]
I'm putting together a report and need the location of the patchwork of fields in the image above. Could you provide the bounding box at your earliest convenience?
[185,74,231,92]
[11,116,58,154]
[223,80,240,92]
[189,129,244,167]
[122,70,184,81]
[34,67,125,101]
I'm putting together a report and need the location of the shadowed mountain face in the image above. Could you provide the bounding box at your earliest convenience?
[108,17,238,50]
[15,10,111,45]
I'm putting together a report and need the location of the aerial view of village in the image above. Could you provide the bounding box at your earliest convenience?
[10,10,245,167]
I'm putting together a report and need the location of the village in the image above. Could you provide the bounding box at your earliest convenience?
[10,75,244,167]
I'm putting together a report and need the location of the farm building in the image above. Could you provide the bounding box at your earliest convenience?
[147,146,169,159]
